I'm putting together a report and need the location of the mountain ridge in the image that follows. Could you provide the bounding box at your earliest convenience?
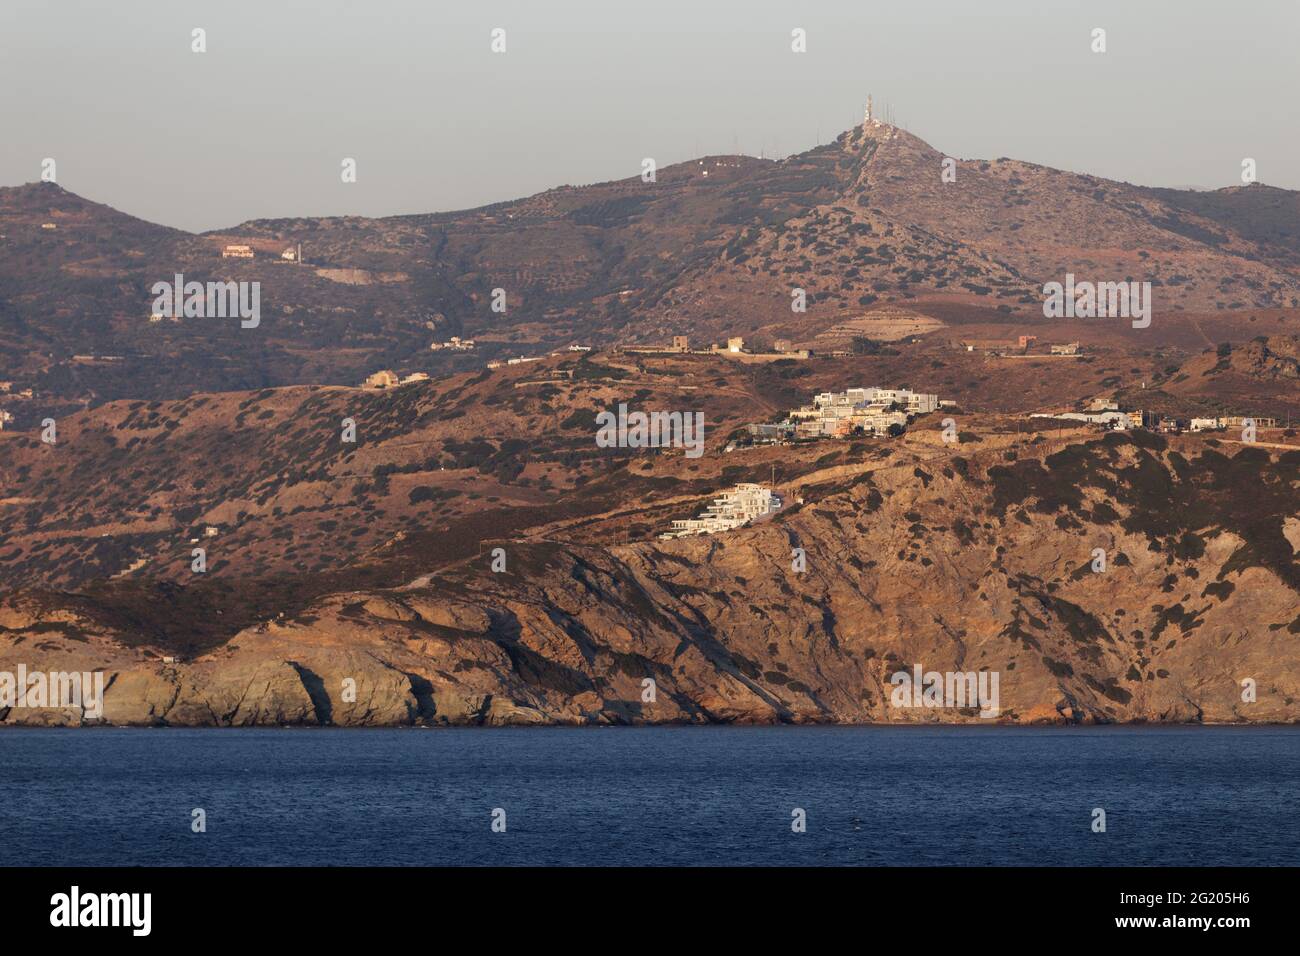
[3,123,1299,728]
[4,121,1300,414]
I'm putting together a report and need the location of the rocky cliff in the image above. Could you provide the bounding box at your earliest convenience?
[4,431,1297,726]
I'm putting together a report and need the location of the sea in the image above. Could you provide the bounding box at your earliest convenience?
[2,725,1296,866]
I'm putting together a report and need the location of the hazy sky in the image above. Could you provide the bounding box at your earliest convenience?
[2,0,1296,232]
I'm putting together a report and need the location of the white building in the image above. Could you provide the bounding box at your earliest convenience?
[1031,411,1129,428]
[812,387,940,415]
[661,484,782,539]
[774,385,935,440]
[430,336,476,351]
[222,244,254,259]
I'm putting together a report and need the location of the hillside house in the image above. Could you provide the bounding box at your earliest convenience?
[222,244,254,259]
[362,369,399,389]
[813,387,940,415]
[960,339,1017,353]
[429,336,475,351]
[753,386,938,441]
[747,422,790,442]
[660,484,781,539]
[1219,415,1280,429]
[1031,410,1129,428]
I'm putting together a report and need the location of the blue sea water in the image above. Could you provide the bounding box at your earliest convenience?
[1,726,1296,866]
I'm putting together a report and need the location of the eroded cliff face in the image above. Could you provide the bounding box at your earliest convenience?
[3,432,1297,726]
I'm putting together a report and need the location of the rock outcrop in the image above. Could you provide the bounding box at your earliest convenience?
[3,432,1297,727]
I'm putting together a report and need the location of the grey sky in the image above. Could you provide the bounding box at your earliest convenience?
[2,0,1296,232]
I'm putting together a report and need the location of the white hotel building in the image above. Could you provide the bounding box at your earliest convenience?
[661,484,782,539]
[812,388,941,415]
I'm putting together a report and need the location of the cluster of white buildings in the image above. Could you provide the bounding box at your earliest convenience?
[430,336,475,351]
[1031,410,1133,428]
[219,242,299,261]
[660,484,782,539]
[0,380,29,427]
[750,387,944,441]
[1030,399,1279,433]
[814,388,941,415]
[361,370,430,388]
[1190,415,1279,432]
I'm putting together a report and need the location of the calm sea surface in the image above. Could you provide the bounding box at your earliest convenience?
[1,726,1296,866]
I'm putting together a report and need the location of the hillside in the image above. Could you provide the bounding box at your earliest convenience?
[656,123,1300,340]
[3,117,1299,729]
[5,119,1300,413]
[3,427,1298,726]
[12,329,1295,599]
